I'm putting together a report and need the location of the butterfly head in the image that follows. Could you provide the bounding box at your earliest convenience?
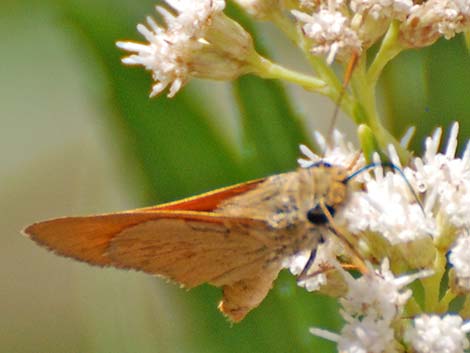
[302,161,350,225]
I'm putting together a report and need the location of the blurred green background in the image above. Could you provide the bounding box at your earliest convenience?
[1,1,469,352]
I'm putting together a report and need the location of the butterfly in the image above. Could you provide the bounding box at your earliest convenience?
[24,159,362,322]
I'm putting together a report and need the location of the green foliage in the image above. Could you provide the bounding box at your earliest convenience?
[382,35,470,154]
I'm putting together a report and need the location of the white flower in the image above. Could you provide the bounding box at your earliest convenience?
[297,127,470,353]
[283,249,328,291]
[338,314,396,353]
[340,123,470,249]
[117,0,255,97]
[311,314,397,353]
[310,260,430,353]
[350,0,413,21]
[400,0,470,47]
[433,0,470,39]
[449,230,470,289]
[284,237,343,291]
[310,313,397,353]
[299,124,470,268]
[340,259,431,321]
[292,7,362,64]
[298,130,364,169]
[116,20,192,97]
[342,158,437,245]
[412,123,470,229]
[405,314,470,353]
[161,0,226,34]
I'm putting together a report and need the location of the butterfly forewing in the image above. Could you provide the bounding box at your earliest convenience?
[136,178,264,212]
[26,212,284,322]
[24,165,349,322]
[24,178,267,267]
[24,213,171,267]
[107,217,283,321]
[107,217,275,288]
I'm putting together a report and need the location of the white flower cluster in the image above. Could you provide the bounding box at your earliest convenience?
[405,314,470,353]
[409,124,470,287]
[297,125,470,264]
[243,0,470,62]
[350,0,413,21]
[297,126,470,351]
[450,231,470,290]
[338,123,470,286]
[412,125,470,230]
[311,260,432,353]
[401,0,470,47]
[117,0,254,97]
[298,129,364,168]
[344,162,437,245]
[117,1,469,97]
[292,7,362,64]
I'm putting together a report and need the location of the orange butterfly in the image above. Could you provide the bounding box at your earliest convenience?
[24,161,358,322]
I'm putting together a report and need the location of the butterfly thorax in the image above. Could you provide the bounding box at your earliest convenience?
[297,164,348,213]
[215,164,350,230]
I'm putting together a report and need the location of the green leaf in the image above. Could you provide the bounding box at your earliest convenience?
[382,36,470,154]
[62,0,243,203]
[234,76,310,176]
[358,124,380,163]
[464,30,470,55]
[226,3,310,176]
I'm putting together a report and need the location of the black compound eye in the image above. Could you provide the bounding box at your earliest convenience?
[306,205,336,225]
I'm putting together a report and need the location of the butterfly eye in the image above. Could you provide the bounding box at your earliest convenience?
[306,205,336,225]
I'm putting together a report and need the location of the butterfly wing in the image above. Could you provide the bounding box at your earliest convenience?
[136,178,264,212]
[24,177,289,321]
[23,178,267,266]
[107,216,283,321]
[25,212,282,322]
[24,212,169,267]
[105,216,274,286]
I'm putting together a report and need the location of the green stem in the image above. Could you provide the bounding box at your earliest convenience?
[405,296,422,317]
[461,295,470,319]
[249,54,328,92]
[352,21,410,161]
[367,21,405,86]
[436,289,457,313]
[297,45,354,115]
[464,29,470,55]
[421,251,447,312]
[269,12,355,116]
[350,55,409,161]
[350,56,371,126]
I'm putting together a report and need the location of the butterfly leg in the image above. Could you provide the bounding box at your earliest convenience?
[296,247,318,282]
[318,199,369,274]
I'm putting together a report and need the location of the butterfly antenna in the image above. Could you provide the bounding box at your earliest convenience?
[326,52,359,151]
[344,162,425,213]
